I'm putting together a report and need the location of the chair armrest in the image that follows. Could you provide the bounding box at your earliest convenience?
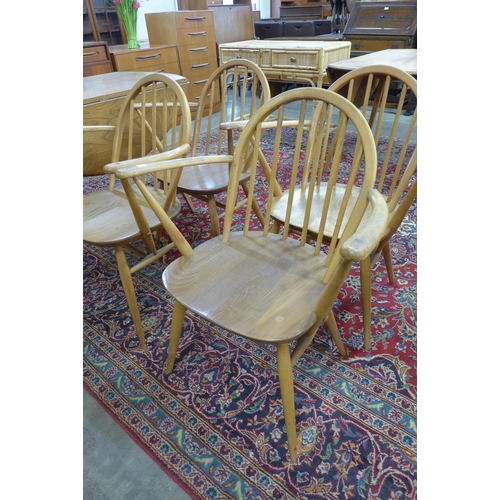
[340,189,389,262]
[83,125,116,132]
[102,144,191,174]
[112,155,234,179]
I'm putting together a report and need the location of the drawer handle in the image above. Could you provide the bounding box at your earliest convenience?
[236,54,242,59]
[354,43,360,49]
[193,79,209,86]
[188,47,208,53]
[136,53,162,61]
[191,62,210,70]
[185,16,206,22]
[290,56,296,63]
[83,51,100,57]
[187,31,207,37]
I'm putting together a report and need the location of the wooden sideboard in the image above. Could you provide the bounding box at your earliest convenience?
[108,43,181,74]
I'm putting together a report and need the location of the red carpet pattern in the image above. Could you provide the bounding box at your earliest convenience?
[84,129,417,499]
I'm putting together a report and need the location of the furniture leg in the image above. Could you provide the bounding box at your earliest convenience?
[382,242,394,285]
[360,257,372,349]
[115,245,147,349]
[166,300,187,373]
[276,342,297,461]
[324,312,346,356]
[207,194,221,236]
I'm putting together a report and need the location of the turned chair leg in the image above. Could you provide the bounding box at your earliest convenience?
[324,312,346,356]
[207,195,221,237]
[360,257,372,350]
[382,242,394,285]
[115,245,147,349]
[276,343,298,461]
[166,301,187,373]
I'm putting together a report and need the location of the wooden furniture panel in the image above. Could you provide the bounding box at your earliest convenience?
[207,4,256,46]
[145,11,219,113]
[343,1,417,57]
[109,44,181,73]
[83,41,113,77]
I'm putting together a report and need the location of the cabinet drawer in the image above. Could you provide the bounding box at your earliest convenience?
[272,50,319,71]
[181,57,218,81]
[112,46,180,72]
[176,26,216,48]
[219,48,262,66]
[347,37,410,53]
[179,43,218,65]
[83,44,110,64]
[175,11,214,30]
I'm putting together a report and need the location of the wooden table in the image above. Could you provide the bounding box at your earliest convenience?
[83,72,188,174]
[327,48,417,84]
[218,39,351,96]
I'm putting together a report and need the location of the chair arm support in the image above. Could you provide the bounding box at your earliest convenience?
[112,155,234,179]
[103,144,192,174]
[340,189,389,262]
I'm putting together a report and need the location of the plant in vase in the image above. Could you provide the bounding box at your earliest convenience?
[107,0,147,49]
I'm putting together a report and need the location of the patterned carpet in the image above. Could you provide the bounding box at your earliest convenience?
[83,129,417,499]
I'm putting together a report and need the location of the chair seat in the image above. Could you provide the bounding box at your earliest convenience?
[163,232,329,344]
[177,162,251,195]
[83,189,181,246]
[271,183,365,240]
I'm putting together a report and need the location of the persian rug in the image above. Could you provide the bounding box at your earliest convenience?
[83,129,417,499]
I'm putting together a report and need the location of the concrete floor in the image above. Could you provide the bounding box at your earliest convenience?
[83,85,416,499]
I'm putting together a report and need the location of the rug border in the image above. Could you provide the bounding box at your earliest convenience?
[83,383,199,500]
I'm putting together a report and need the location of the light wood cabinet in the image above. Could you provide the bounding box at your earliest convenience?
[109,44,181,74]
[145,11,219,112]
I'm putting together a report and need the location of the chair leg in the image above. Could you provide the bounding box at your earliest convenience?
[207,194,221,237]
[240,181,266,228]
[270,220,281,234]
[276,343,297,461]
[324,312,346,356]
[115,246,147,349]
[166,300,187,373]
[182,193,197,214]
[382,242,394,285]
[360,257,372,350]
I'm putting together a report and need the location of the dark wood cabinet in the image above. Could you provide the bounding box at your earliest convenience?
[343,1,417,57]
[83,0,125,46]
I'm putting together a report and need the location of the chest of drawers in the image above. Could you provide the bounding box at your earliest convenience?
[145,10,219,113]
[108,44,181,74]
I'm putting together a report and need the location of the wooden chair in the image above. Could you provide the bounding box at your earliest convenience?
[270,64,417,349]
[83,73,192,349]
[175,59,272,236]
[110,87,389,461]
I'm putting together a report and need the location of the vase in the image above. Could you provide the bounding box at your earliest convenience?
[120,9,140,49]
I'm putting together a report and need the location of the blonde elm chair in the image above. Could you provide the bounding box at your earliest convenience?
[83,73,192,349]
[175,59,272,236]
[270,64,417,349]
[108,87,388,460]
